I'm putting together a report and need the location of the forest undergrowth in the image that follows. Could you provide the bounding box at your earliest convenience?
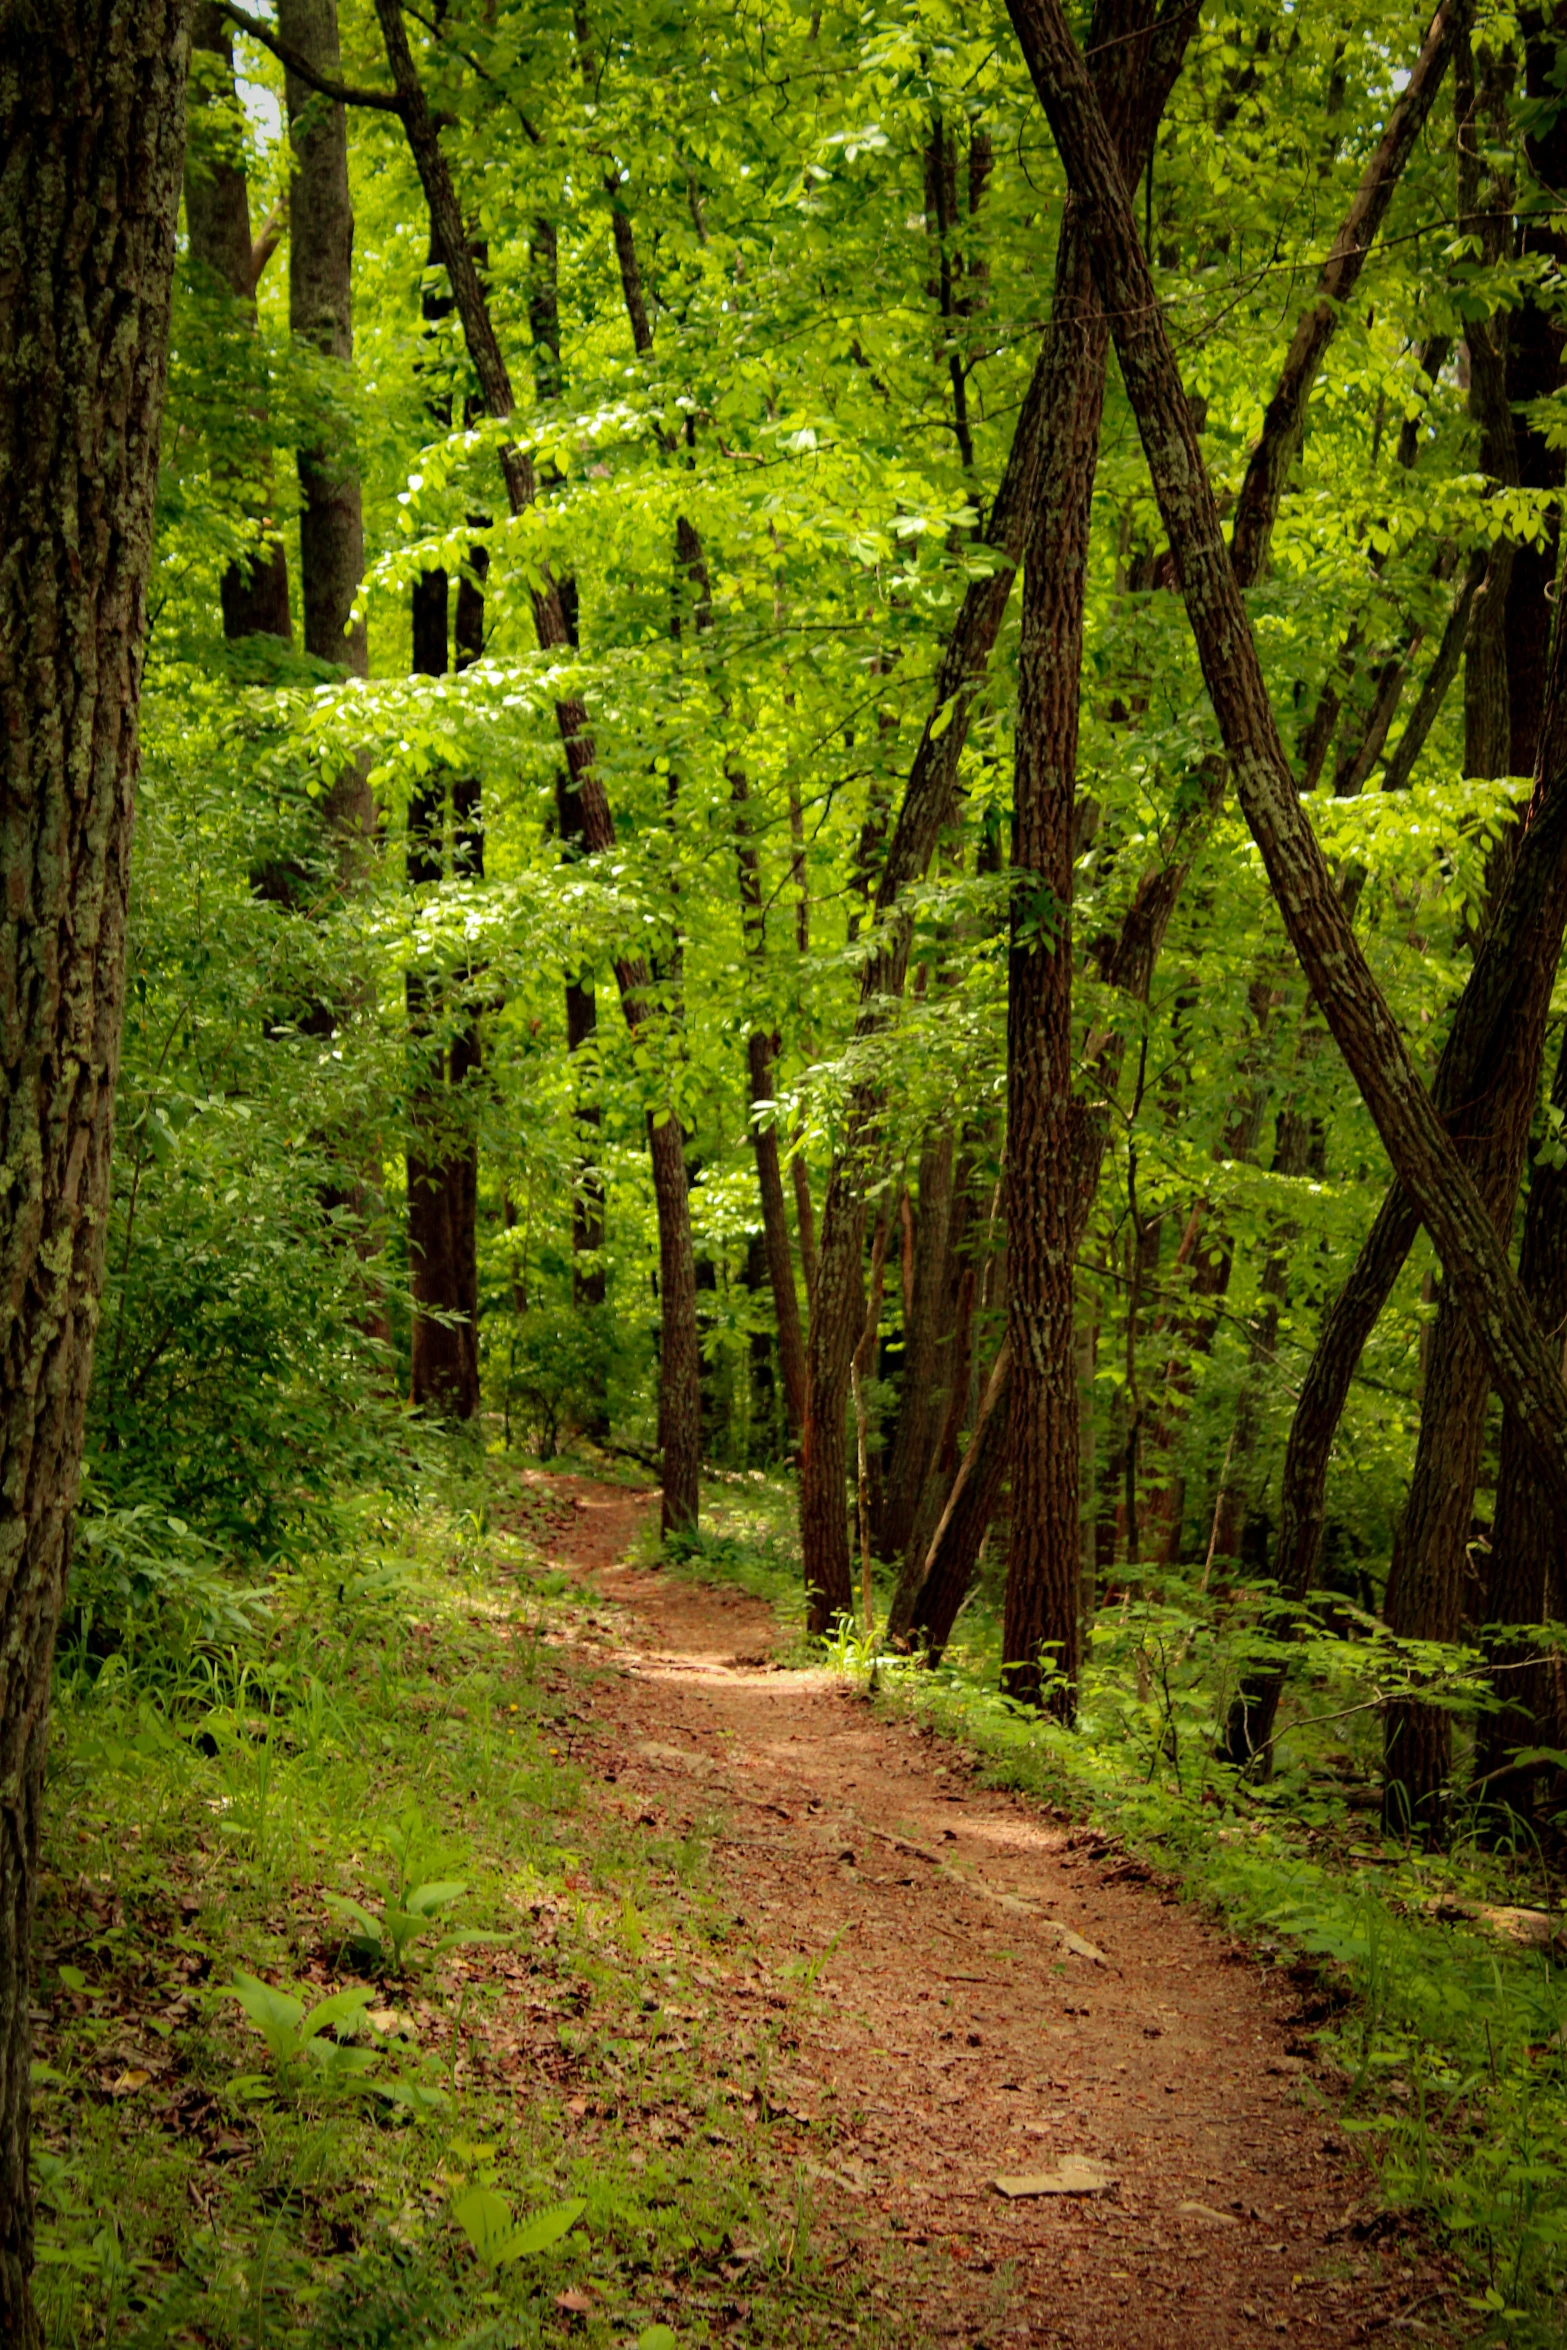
[34,1454,915,2350]
[674,1480,1567,2347]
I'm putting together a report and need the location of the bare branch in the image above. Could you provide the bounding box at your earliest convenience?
[218,1,403,111]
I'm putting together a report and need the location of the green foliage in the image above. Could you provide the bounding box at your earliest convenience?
[225,1971,380,2079]
[324,1876,507,1977]
[51,0,1567,2340]
[448,2186,586,2268]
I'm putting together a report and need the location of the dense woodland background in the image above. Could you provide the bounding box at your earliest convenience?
[19,0,1567,2337]
[106,0,1567,1826]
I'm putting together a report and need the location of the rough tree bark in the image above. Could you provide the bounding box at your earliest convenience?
[1008,0,1567,1609]
[186,2,291,641]
[999,172,1117,1711]
[0,11,190,2334]
[1001,0,1212,1710]
[1479,1022,1567,1819]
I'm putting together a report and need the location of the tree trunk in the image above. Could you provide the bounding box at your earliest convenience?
[1478,1021,1567,1820]
[648,1112,701,1533]
[186,3,291,642]
[746,1029,808,1442]
[404,566,481,1419]
[280,0,368,688]
[1002,0,1198,1712]
[1010,0,1567,1573]
[798,0,1196,1634]
[882,1128,956,1563]
[1381,45,1539,1836]
[1000,212,1107,1712]
[0,13,189,2335]
[909,1347,1014,1660]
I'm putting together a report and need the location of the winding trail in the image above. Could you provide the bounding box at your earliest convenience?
[515,1469,1463,2347]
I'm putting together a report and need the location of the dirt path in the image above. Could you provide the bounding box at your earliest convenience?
[517,1471,1461,2347]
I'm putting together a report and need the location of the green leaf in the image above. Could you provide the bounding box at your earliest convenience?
[452,2187,516,2265]
[639,2329,679,2350]
[452,2188,586,2267]
[498,2198,588,2259]
[227,1971,305,2063]
[324,1893,384,1946]
[298,1985,377,2044]
[404,1880,468,1917]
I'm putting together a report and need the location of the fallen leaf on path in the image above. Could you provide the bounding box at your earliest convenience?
[1176,2199,1241,2225]
[636,1741,714,1774]
[993,2156,1117,2198]
[555,2288,593,2313]
[109,2068,151,2095]
[1046,1921,1109,1964]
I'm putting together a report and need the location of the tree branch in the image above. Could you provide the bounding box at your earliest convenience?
[218,1,403,111]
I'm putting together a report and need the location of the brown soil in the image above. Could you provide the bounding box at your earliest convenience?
[517,1469,1465,2347]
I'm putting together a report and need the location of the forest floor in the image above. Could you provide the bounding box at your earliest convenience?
[510,1465,1469,2348]
[35,1452,1489,2349]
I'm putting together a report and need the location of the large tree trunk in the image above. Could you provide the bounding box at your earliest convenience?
[798,0,1196,1635]
[1479,1023,1567,1819]
[1000,206,1110,1712]
[1001,0,1200,1712]
[376,0,702,1524]
[186,3,291,642]
[1381,39,1541,1837]
[0,12,190,2335]
[1008,0,1567,1599]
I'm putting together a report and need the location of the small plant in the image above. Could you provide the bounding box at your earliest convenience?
[324,1879,480,1975]
[224,1971,448,2113]
[225,1971,380,2089]
[449,2185,586,2269]
[325,1809,509,1974]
